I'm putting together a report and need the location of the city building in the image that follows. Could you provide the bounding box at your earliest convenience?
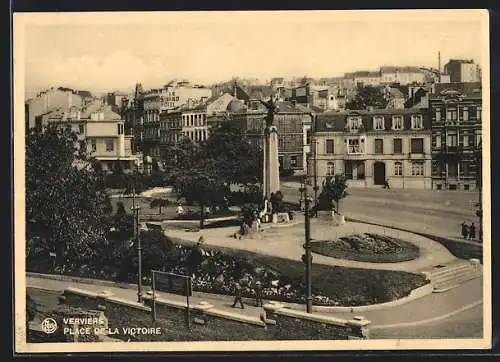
[312,109,432,189]
[158,93,238,158]
[429,82,482,191]
[379,66,427,85]
[231,101,313,172]
[25,87,84,130]
[40,101,139,173]
[444,59,481,83]
[141,80,212,158]
[344,71,382,87]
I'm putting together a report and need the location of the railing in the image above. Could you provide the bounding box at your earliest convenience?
[346,145,365,154]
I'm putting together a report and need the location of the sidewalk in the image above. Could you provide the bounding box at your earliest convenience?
[26,275,483,327]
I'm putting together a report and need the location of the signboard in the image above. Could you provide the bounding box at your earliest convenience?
[151,271,192,328]
[153,271,192,297]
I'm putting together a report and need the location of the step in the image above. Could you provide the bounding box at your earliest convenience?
[431,266,479,284]
[428,262,472,278]
[433,273,482,292]
[433,269,482,289]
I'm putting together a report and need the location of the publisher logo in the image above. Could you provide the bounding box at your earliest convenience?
[41,318,58,334]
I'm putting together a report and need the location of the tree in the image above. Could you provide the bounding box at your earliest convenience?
[26,125,112,269]
[201,122,262,185]
[318,174,348,214]
[150,198,169,214]
[135,230,177,276]
[116,201,127,216]
[346,85,389,110]
[169,159,227,229]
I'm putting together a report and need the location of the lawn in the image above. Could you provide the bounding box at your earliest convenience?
[309,233,420,263]
[421,235,483,262]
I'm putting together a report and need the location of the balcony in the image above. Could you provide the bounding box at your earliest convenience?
[345,145,366,159]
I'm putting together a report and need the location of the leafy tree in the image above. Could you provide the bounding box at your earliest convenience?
[116,201,127,216]
[201,122,262,185]
[346,85,389,110]
[150,198,169,214]
[134,230,177,276]
[318,174,348,214]
[169,159,227,228]
[26,125,112,268]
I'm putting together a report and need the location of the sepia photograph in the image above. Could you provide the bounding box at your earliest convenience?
[13,9,491,353]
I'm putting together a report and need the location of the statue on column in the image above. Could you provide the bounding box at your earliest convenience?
[259,96,281,223]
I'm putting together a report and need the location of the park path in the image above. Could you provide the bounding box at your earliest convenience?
[163,217,457,272]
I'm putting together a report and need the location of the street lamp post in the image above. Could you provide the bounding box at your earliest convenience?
[300,179,313,313]
[131,169,143,303]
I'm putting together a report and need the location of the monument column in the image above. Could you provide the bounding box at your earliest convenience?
[263,125,280,197]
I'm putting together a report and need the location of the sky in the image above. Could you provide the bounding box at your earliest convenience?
[16,10,488,99]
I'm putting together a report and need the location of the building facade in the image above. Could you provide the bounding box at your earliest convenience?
[444,59,481,83]
[231,101,313,172]
[312,109,432,189]
[42,102,138,173]
[380,66,427,85]
[25,87,84,130]
[429,82,482,191]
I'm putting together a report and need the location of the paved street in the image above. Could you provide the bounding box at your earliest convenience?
[280,183,480,239]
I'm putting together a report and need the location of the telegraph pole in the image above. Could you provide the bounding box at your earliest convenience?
[300,178,313,313]
[131,171,142,303]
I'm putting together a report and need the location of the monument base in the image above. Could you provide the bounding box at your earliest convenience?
[272,213,291,224]
[332,214,346,226]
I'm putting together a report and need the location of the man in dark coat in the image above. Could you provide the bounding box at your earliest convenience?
[461,221,469,239]
[254,281,264,307]
[469,222,476,240]
[232,282,244,309]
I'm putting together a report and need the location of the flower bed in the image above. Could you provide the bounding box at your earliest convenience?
[310,233,420,263]
[28,242,428,307]
[159,244,427,306]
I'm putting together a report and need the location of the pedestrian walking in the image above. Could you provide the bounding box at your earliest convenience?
[254,281,264,307]
[461,221,469,239]
[383,179,391,189]
[470,222,476,240]
[231,282,245,309]
[176,204,184,216]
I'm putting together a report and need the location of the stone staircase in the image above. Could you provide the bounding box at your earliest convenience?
[425,259,482,293]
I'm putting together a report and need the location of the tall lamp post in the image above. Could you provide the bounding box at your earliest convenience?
[131,163,143,303]
[299,178,313,313]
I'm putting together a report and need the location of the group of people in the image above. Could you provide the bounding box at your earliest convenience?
[461,221,477,240]
[231,280,264,309]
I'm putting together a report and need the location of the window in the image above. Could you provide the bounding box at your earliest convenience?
[462,162,470,177]
[411,115,423,129]
[476,134,482,147]
[374,139,384,154]
[476,107,481,120]
[411,161,424,176]
[105,139,114,152]
[463,108,469,121]
[392,116,403,130]
[306,129,311,145]
[117,124,124,135]
[347,139,362,153]
[447,134,458,147]
[326,162,335,176]
[435,109,441,121]
[394,162,403,176]
[435,135,441,149]
[461,135,469,147]
[410,138,424,153]
[91,139,97,152]
[78,124,84,133]
[446,109,458,121]
[393,139,402,154]
[347,116,362,131]
[325,139,334,154]
[373,116,384,130]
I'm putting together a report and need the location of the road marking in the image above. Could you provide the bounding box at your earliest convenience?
[371,299,483,329]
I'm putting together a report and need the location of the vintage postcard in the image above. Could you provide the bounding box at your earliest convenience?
[13,9,491,353]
